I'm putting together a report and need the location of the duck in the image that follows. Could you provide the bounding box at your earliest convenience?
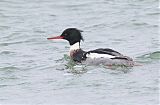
[47,28,135,66]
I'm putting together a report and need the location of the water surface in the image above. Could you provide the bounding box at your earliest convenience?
[0,0,159,105]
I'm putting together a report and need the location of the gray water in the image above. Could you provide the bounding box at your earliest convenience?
[0,0,159,105]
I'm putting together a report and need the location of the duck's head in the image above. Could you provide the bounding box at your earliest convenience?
[47,28,84,45]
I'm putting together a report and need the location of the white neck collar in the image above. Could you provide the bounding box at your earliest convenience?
[70,42,80,52]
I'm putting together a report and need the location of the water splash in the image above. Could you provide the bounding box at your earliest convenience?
[55,54,87,74]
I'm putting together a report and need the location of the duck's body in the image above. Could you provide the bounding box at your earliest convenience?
[48,28,135,66]
[69,42,134,66]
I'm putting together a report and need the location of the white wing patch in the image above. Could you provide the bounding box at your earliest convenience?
[86,53,115,59]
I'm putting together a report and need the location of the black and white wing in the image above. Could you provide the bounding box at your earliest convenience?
[84,48,132,61]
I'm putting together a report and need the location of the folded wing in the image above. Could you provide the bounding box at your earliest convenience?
[85,48,133,61]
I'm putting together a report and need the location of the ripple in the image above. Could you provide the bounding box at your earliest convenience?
[0,84,9,88]
[0,51,16,55]
[0,76,19,81]
[132,22,158,28]
[0,25,10,30]
[33,30,46,34]
[0,67,20,76]
[136,51,160,63]
[133,22,149,26]
[146,12,160,16]
[141,51,160,59]
[0,40,31,46]
[0,66,19,71]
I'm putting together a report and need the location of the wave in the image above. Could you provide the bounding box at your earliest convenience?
[136,51,160,63]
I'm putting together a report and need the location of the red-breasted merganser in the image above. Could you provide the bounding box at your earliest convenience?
[47,28,135,66]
